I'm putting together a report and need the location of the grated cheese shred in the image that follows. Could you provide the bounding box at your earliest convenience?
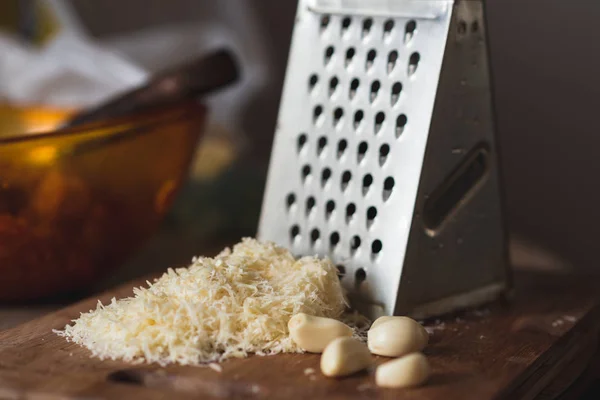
[55,238,348,366]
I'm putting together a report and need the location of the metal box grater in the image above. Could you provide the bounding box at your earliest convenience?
[258,0,510,319]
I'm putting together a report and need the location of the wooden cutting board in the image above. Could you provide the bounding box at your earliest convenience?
[1,269,599,400]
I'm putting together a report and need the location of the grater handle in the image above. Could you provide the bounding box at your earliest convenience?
[307,0,452,19]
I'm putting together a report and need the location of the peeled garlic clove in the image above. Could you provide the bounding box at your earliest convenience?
[370,316,428,343]
[375,353,431,388]
[370,315,396,330]
[368,316,428,357]
[320,337,372,377]
[288,313,353,353]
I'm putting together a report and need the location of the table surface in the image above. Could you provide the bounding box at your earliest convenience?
[1,267,599,400]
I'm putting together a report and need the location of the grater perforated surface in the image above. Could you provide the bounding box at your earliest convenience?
[258,1,453,314]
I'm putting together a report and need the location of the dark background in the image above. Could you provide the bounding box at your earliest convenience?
[71,0,600,271]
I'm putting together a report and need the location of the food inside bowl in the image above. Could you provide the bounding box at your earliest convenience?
[0,101,206,301]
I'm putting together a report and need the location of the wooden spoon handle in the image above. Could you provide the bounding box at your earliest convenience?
[63,49,239,128]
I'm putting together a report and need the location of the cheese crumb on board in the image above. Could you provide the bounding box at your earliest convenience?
[208,363,223,373]
[55,238,347,366]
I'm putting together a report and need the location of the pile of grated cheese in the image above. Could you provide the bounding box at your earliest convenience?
[55,238,348,366]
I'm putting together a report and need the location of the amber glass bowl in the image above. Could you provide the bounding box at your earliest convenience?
[0,101,206,301]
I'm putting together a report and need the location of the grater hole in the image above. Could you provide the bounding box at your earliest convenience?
[320,15,330,32]
[355,268,366,284]
[370,80,380,103]
[383,177,395,201]
[362,174,373,195]
[472,20,480,33]
[341,170,352,192]
[366,49,377,71]
[330,232,340,249]
[313,105,323,125]
[325,199,336,219]
[324,46,335,65]
[350,235,361,256]
[329,76,339,97]
[297,133,307,153]
[383,19,394,40]
[345,48,356,68]
[458,20,467,35]
[396,114,407,137]
[362,18,373,38]
[367,206,377,228]
[317,136,328,156]
[336,265,346,278]
[374,112,385,135]
[321,167,332,187]
[387,51,398,74]
[349,78,359,100]
[371,239,383,258]
[346,203,356,223]
[391,82,402,106]
[306,196,316,216]
[286,193,296,210]
[301,164,312,182]
[341,16,352,35]
[353,110,364,129]
[309,74,318,93]
[379,144,390,166]
[337,139,348,159]
[405,20,417,42]
[408,52,420,76]
[333,107,344,127]
[310,228,320,247]
[290,225,300,241]
[357,141,368,163]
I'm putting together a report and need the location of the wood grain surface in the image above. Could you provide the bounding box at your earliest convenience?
[0,270,599,400]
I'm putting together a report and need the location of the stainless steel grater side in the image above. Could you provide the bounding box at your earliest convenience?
[258,0,510,319]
